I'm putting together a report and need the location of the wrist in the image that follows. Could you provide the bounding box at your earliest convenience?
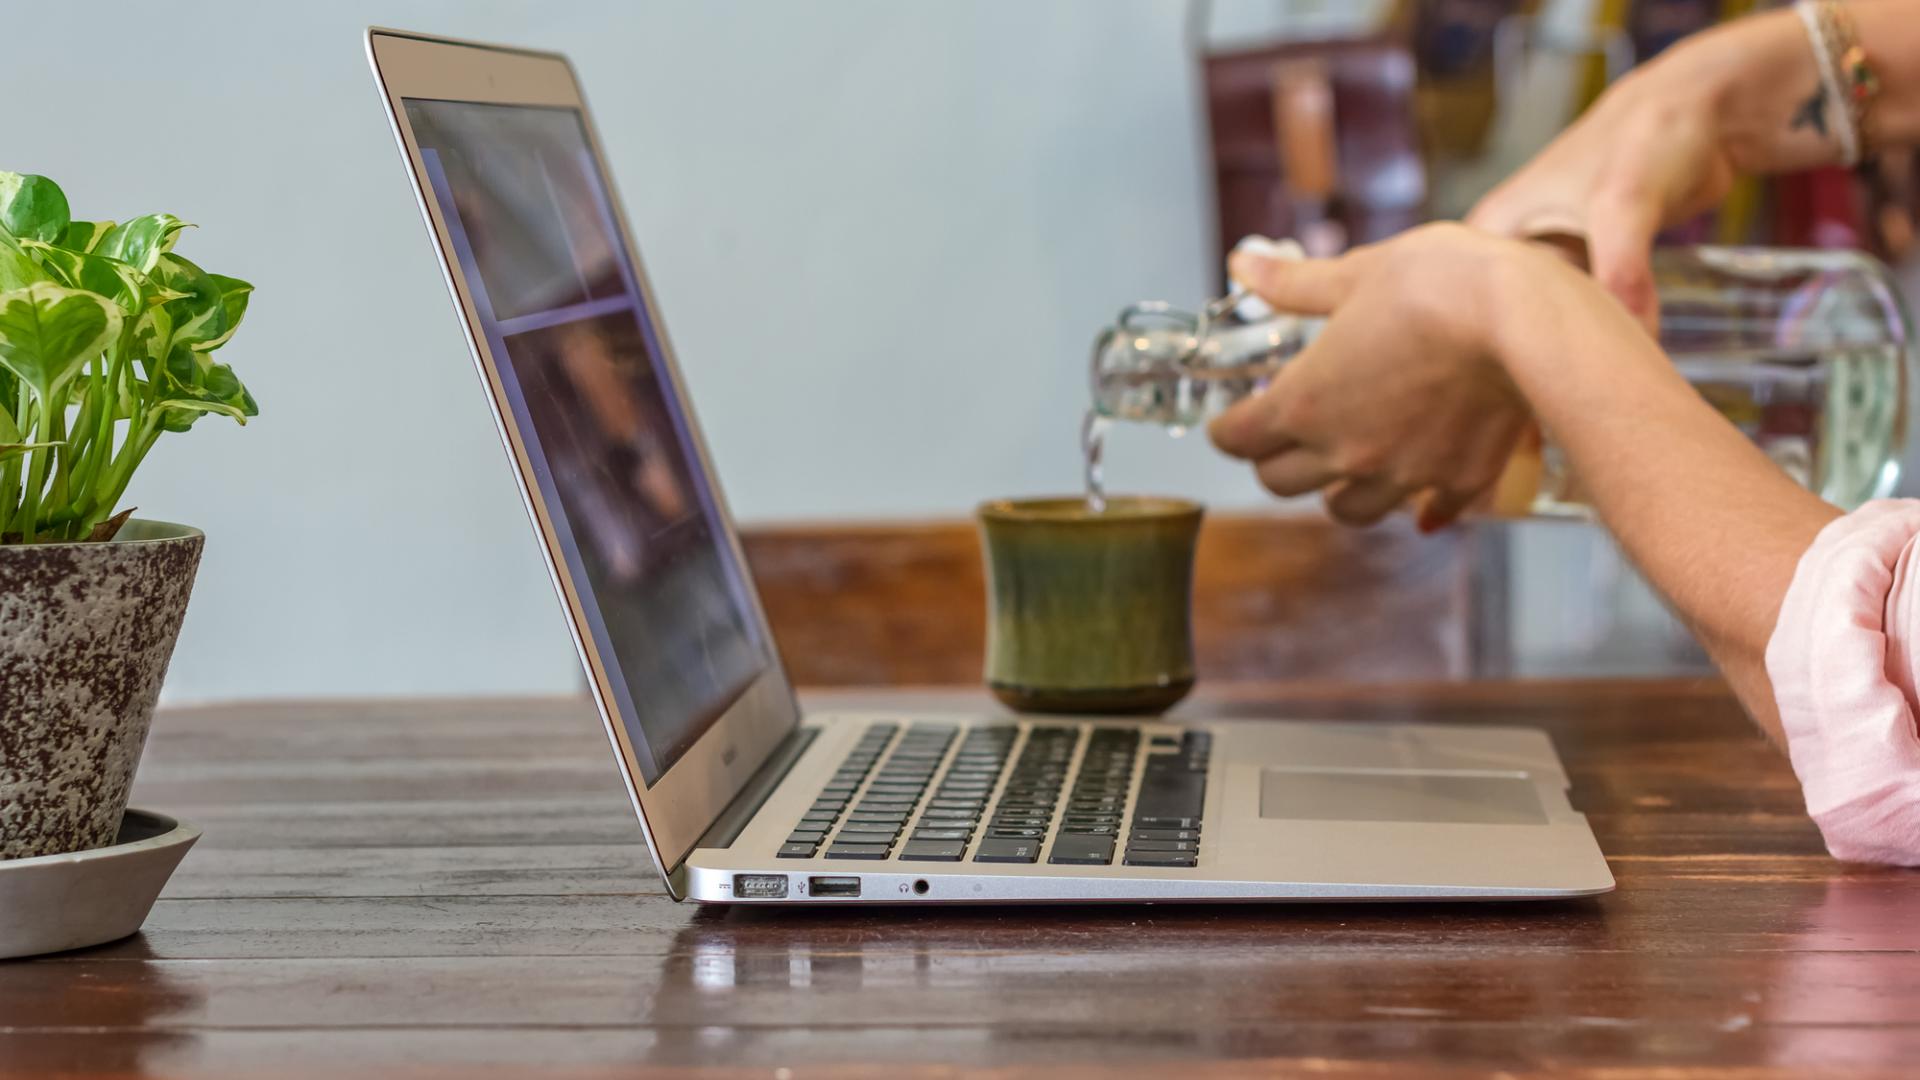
[1690,7,1843,172]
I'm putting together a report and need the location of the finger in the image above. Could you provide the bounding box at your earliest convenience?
[1585,183,1663,334]
[1323,476,1411,527]
[1415,487,1478,533]
[1207,369,1305,461]
[1253,448,1340,498]
[1227,245,1365,316]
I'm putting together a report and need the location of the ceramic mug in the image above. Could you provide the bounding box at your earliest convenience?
[977,496,1203,714]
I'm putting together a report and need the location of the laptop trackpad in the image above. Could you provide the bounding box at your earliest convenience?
[1259,769,1549,825]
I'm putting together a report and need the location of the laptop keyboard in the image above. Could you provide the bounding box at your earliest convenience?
[777,721,1207,868]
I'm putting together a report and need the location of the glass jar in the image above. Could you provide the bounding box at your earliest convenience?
[1089,246,1915,515]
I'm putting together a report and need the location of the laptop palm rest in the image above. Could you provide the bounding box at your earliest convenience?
[1259,769,1549,825]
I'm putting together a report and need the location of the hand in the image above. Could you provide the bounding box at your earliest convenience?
[1207,224,1534,530]
[1468,10,1831,329]
[1467,66,1735,328]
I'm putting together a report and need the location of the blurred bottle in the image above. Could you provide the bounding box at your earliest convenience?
[1090,244,1914,516]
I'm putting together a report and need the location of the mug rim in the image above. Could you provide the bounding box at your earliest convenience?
[976,495,1203,523]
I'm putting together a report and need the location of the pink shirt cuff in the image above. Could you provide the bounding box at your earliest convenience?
[1765,499,1920,865]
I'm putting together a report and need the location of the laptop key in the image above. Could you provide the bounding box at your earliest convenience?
[899,839,968,862]
[786,829,828,844]
[973,838,1041,863]
[1133,828,1199,842]
[1049,833,1116,865]
[1060,823,1118,836]
[1123,850,1197,868]
[986,826,1045,839]
[839,821,900,835]
[825,842,892,860]
[1128,838,1198,852]
[777,842,818,858]
[921,808,979,821]
[1133,816,1201,830]
[911,827,973,841]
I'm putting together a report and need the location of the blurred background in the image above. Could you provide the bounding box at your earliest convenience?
[6,0,1915,704]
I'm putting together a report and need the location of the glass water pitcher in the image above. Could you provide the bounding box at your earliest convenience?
[1090,246,1915,515]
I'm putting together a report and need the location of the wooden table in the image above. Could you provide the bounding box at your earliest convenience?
[6,680,1918,1079]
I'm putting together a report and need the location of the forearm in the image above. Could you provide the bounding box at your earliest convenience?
[1491,252,1840,741]
[1675,1,1920,172]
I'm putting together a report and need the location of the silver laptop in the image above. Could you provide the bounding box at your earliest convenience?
[366,28,1613,905]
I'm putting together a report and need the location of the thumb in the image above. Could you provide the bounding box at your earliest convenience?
[1585,190,1662,335]
[1228,245,1362,316]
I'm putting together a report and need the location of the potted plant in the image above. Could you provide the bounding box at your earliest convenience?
[0,172,255,861]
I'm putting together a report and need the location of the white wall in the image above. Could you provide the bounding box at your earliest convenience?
[7,1,1337,703]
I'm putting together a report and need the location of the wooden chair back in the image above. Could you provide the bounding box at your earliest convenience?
[739,514,1506,687]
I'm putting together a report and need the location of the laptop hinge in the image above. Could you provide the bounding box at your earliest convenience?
[684,724,819,858]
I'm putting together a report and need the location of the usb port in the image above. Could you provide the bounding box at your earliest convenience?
[733,874,789,899]
[808,875,861,898]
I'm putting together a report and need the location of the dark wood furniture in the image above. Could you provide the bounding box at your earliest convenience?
[6,681,1917,1078]
[742,514,1509,686]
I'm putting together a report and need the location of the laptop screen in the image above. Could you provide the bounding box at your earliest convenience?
[403,98,770,784]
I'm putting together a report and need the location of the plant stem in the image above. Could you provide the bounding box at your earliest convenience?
[67,353,117,514]
[89,413,159,530]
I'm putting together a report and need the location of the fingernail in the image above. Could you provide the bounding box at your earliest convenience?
[1227,249,1265,288]
[1232,235,1303,261]
[1228,236,1303,291]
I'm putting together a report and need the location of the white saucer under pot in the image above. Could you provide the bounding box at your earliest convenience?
[0,809,200,960]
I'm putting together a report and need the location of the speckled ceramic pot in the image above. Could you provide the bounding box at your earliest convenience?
[0,521,202,860]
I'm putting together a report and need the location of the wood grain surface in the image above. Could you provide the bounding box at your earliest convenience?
[4,681,1915,1078]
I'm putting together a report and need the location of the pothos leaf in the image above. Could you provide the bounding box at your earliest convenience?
[198,273,253,352]
[0,227,46,292]
[0,440,65,463]
[150,252,223,347]
[0,173,71,244]
[95,214,189,274]
[21,240,151,314]
[0,282,120,400]
[153,341,253,431]
[56,220,114,253]
[130,301,172,365]
[156,396,249,432]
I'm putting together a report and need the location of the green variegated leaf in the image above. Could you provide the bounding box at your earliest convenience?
[56,220,114,253]
[0,173,70,244]
[130,301,172,363]
[0,441,64,462]
[151,252,224,347]
[21,240,147,313]
[0,228,46,292]
[96,214,188,274]
[0,282,120,399]
[194,273,252,352]
[156,397,248,432]
[204,362,257,416]
[152,342,252,429]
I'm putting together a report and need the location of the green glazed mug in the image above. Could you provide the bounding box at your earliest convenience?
[977,495,1203,714]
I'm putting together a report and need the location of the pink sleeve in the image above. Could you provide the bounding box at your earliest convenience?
[1765,499,1920,865]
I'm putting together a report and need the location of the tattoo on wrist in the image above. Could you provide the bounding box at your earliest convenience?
[1791,84,1832,139]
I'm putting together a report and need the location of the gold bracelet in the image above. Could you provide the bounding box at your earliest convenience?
[1809,0,1882,164]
